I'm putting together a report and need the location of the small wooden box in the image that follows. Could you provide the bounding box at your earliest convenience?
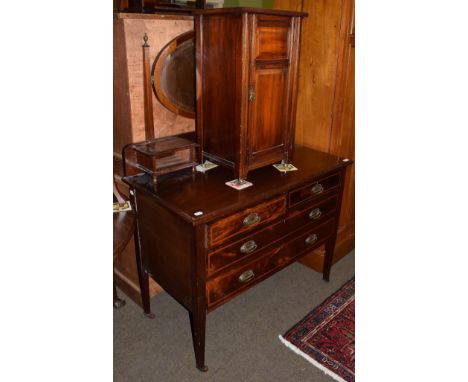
[123,136,198,184]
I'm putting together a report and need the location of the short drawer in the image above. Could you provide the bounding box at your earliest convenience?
[289,173,341,207]
[206,219,334,308]
[207,195,286,247]
[287,195,339,233]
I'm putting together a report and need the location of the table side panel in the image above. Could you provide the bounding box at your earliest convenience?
[136,191,195,310]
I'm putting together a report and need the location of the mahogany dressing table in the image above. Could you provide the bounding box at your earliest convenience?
[123,145,352,371]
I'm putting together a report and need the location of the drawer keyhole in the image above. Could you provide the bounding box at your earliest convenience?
[238,269,255,283]
[240,240,258,254]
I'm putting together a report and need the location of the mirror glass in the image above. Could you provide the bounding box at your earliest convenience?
[152,32,195,119]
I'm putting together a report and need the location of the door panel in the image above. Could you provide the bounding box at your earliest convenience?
[250,67,288,158]
[255,22,290,61]
[248,14,294,169]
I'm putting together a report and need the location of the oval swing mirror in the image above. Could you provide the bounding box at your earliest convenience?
[152,31,195,119]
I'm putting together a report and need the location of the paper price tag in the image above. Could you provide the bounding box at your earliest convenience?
[113,202,132,213]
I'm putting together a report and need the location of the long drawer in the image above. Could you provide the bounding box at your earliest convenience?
[206,218,334,308]
[207,195,338,275]
[207,195,286,247]
[207,219,286,275]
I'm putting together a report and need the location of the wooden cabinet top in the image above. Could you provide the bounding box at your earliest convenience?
[192,7,308,18]
[115,8,308,19]
[123,145,350,225]
[114,12,193,20]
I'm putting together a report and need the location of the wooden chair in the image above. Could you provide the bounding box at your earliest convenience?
[114,177,156,317]
[113,179,136,309]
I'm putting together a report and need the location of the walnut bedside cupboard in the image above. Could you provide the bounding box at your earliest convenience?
[194,8,308,181]
[123,145,352,371]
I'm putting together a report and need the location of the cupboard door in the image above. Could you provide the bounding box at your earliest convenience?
[248,67,289,166]
[247,15,294,170]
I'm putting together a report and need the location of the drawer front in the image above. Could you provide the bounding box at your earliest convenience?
[207,195,286,247]
[206,219,334,308]
[255,15,291,61]
[208,195,337,274]
[208,219,288,275]
[286,195,339,233]
[289,173,341,207]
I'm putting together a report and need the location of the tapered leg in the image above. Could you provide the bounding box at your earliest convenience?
[189,309,208,372]
[134,230,155,319]
[139,270,155,319]
[323,238,336,282]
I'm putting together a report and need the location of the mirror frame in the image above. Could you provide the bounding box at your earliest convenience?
[151,30,195,119]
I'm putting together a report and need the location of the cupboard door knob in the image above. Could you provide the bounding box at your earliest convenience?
[238,269,255,283]
[308,208,322,220]
[240,240,258,254]
[243,213,261,226]
[311,183,324,195]
[305,234,318,245]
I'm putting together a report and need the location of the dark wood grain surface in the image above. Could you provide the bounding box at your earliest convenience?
[195,9,307,180]
[124,145,349,224]
[192,7,308,18]
[125,144,351,371]
[206,218,334,309]
[272,0,355,269]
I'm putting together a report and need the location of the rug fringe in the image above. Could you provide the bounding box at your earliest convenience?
[278,335,348,382]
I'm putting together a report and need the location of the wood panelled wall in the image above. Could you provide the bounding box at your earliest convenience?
[274,0,355,270]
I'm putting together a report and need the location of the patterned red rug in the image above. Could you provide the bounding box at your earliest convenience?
[279,278,355,382]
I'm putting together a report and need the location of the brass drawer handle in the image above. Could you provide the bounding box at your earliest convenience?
[305,234,318,245]
[311,183,324,195]
[243,213,261,226]
[238,269,255,283]
[308,208,322,220]
[240,240,258,254]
